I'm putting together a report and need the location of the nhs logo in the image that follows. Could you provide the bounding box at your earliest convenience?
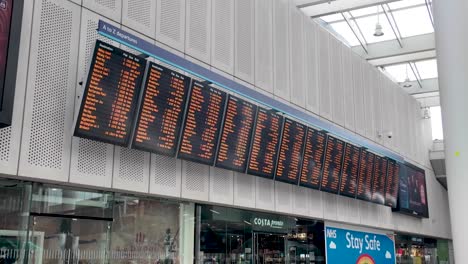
[326,228,337,238]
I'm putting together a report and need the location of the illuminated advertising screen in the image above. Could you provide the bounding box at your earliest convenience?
[395,163,429,218]
[0,0,12,93]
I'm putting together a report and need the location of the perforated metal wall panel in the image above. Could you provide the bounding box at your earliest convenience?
[304,19,319,114]
[83,0,122,22]
[185,0,211,64]
[122,0,156,37]
[19,0,80,182]
[292,185,309,216]
[318,28,332,120]
[150,154,182,198]
[209,167,234,205]
[254,0,273,93]
[113,147,150,193]
[309,189,323,218]
[70,10,118,187]
[330,38,345,126]
[234,0,255,83]
[381,78,394,148]
[181,160,210,201]
[342,47,355,131]
[211,0,234,74]
[0,1,33,175]
[272,0,290,100]
[255,177,275,211]
[337,196,360,224]
[353,54,366,136]
[322,192,338,221]
[233,172,256,208]
[363,64,376,141]
[156,0,186,52]
[373,73,384,145]
[289,8,305,107]
[274,181,292,214]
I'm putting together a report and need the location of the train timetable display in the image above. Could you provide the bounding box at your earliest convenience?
[371,156,388,205]
[299,127,327,189]
[74,40,146,146]
[178,81,227,165]
[274,118,306,184]
[339,143,361,198]
[320,135,345,194]
[385,160,400,208]
[247,107,283,179]
[356,150,376,201]
[215,95,257,172]
[132,62,191,156]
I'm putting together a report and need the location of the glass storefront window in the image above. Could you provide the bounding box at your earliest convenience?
[196,205,325,264]
[395,234,450,264]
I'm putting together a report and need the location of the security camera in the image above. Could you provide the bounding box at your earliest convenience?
[377,130,393,139]
[386,131,393,139]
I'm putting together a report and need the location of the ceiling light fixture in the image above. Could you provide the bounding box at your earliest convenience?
[403,64,412,88]
[374,6,384,37]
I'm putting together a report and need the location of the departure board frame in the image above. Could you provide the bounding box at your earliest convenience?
[320,135,345,194]
[215,94,258,173]
[177,80,227,166]
[370,155,388,205]
[132,62,191,157]
[339,143,362,198]
[247,107,284,180]
[74,40,147,147]
[274,118,307,185]
[299,127,327,190]
[356,149,376,201]
[385,159,400,208]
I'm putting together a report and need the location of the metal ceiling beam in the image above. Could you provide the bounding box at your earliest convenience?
[352,33,435,64]
[297,0,398,17]
[401,78,439,95]
[368,50,436,66]
[415,94,440,108]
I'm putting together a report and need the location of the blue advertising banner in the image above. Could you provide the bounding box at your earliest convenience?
[325,225,396,264]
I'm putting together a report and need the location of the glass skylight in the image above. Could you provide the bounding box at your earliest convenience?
[415,59,438,79]
[387,0,426,9]
[328,21,360,47]
[430,106,444,140]
[383,63,417,83]
[320,13,343,23]
[392,6,434,37]
[355,14,397,44]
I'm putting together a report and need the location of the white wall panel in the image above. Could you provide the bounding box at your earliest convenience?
[318,28,332,120]
[233,172,256,208]
[0,1,33,175]
[181,160,210,201]
[254,0,273,92]
[322,192,338,221]
[185,0,211,64]
[380,78,393,148]
[330,38,345,126]
[363,64,376,141]
[209,167,234,205]
[373,73,384,145]
[19,0,80,182]
[150,154,182,198]
[234,0,255,83]
[309,189,323,219]
[353,54,366,136]
[122,0,156,37]
[156,0,185,52]
[112,147,150,193]
[304,20,319,114]
[292,185,309,216]
[70,10,118,188]
[337,196,360,224]
[273,0,290,101]
[342,47,355,131]
[256,177,275,211]
[289,8,305,107]
[83,0,122,22]
[275,182,292,214]
[211,0,234,74]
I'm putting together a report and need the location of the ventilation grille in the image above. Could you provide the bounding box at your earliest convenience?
[185,161,208,193]
[158,0,184,49]
[257,178,274,207]
[187,0,210,62]
[0,127,11,162]
[273,0,289,99]
[96,0,116,9]
[293,186,308,213]
[152,154,177,188]
[276,183,290,207]
[235,0,254,82]
[83,0,121,22]
[212,0,233,73]
[210,167,233,203]
[234,173,255,205]
[304,20,318,113]
[318,29,331,119]
[126,0,152,28]
[117,148,146,183]
[27,0,73,169]
[330,39,344,126]
[342,47,355,130]
[77,138,108,176]
[289,9,304,106]
[255,0,273,91]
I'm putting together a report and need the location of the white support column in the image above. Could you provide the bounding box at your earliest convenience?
[433,1,468,262]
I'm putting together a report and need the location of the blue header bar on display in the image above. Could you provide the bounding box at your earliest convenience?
[97,20,403,162]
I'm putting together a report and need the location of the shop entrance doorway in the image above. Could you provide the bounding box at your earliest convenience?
[253,232,286,264]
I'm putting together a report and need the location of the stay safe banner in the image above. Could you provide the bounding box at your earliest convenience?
[325,225,396,264]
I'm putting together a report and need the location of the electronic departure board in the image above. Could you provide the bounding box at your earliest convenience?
[299,127,327,190]
[275,118,306,184]
[356,150,376,201]
[371,156,388,205]
[178,81,227,165]
[132,62,191,156]
[385,159,399,208]
[74,40,146,146]
[215,95,257,172]
[247,107,283,179]
[339,143,361,198]
[320,136,345,194]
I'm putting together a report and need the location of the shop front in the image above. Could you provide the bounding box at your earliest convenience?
[395,234,451,264]
[196,205,326,264]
